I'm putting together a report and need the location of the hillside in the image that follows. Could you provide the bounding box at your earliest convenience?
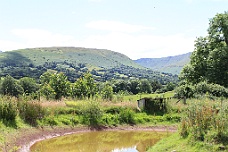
[0,47,142,69]
[0,47,177,83]
[134,52,191,75]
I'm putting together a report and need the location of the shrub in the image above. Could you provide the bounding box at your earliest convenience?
[0,98,17,125]
[101,113,119,126]
[195,82,228,97]
[80,101,103,126]
[180,100,228,145]
[104,106,124,114]
[119,108,136,124]
[0,75,23,97]
[174,84,195,98]
[18,101,48,126]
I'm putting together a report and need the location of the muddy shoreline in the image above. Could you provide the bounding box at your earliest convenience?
[8,125,177,152]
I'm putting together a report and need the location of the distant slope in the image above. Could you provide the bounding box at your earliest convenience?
[0,47,178,83]
[134,52,192,75]
[0,47,142,69]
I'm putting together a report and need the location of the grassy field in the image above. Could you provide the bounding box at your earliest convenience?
[0,93,227,152]
[121,91,175,101]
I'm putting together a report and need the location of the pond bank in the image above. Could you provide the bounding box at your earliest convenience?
[8,125,177,152]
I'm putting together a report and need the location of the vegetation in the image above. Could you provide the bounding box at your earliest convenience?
[148,99,228,152]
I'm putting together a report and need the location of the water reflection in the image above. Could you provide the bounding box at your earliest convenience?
[31,130,169,152]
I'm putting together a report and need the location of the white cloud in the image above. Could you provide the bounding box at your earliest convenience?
[0,40,25,51]
[86,20,154,33]
[10,28,78,48]
[79,32,195,59]
[1,28,195,60]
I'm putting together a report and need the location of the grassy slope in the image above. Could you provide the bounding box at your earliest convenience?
[0,47,143,69]
[148,133,210,152]
[135,52,191,75]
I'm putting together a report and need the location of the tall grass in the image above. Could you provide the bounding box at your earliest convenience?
[18,101,48,126]
[0,97,18,127]
[180,100,228,146]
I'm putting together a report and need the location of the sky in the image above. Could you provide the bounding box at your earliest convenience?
[0,0,228,59]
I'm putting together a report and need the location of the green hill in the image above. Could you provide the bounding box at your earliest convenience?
[0,47,142,69]
[134,52,191,75]
[0,47,177,83]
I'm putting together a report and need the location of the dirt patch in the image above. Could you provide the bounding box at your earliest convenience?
[6,125,177,152]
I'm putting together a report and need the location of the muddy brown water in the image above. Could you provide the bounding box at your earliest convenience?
[30,130,170,152]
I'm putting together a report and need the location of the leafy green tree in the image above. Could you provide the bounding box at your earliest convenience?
[128,79,141,94]
[71,77,87,99]
[71,73,97,99]
[164,82,176,92]
[40,84,55,100]
[83,73,97,98]
[150,80,162,92]
[40,71,53,85]
[112,80,130,93]
[19,77,39,94]
[0,75,23,97]
[50,72,70,100]
[180,12,228,87]
[40,72,70,100]
[140,79,152,93]
[101,83,114,100]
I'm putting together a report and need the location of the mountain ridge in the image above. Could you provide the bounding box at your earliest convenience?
[134,52,192,75]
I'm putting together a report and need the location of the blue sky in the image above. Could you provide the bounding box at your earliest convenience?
[0,0,227,59]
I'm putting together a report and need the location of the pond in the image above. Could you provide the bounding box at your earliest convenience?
[30,130,169,152]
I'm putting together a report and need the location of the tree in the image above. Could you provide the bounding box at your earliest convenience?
[112,80,130,93]
[71,73,97,99]
[0,75,23,97]
[128,79,141,94]
[140,79,152,93]
[101,83,113,101]
[150,80,162,92]
[50,72,70,100]
[71,77,87,99]
[180,12,228,87]
[40,72,70,100]
[83,73,97,98]
[19,77,39,94]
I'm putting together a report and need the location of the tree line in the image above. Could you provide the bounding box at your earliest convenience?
[0,72,175,100]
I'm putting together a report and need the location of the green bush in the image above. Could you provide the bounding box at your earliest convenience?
[101,113,119,126]
[134,113,151,124]
[0,99,17,125]
[104,106,124,114]
[174,84,195,98]
[195,82,228,97]
[79,101,103,126]
[18,101,48,126]
[176,82,228,99]
[119,108,136,124]
[38,116,59,126]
